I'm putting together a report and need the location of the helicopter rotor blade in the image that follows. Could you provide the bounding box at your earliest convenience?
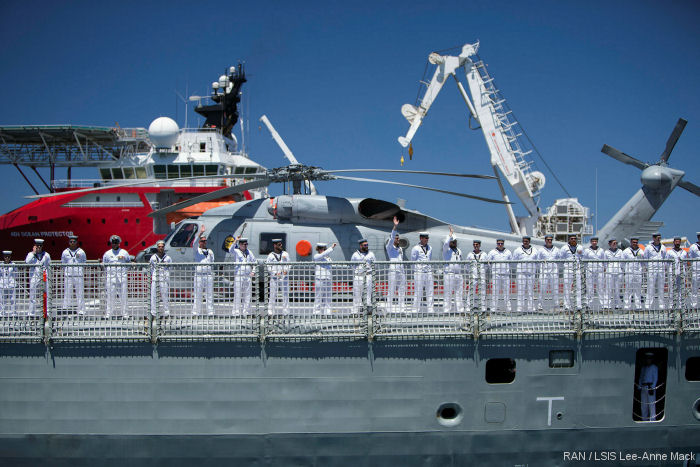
[147,178,271,218]
[334,175,511,204]
[601,144,648,170]
[326,169,496,179]
[678,179,700,197]
[659,118,687,163]
[25,173,267,199]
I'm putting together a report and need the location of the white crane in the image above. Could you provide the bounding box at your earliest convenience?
[398,42,546,235]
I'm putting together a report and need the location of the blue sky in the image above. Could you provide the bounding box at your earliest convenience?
[1,1,698,240]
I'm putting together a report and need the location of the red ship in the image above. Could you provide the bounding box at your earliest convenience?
[0,64,267,260]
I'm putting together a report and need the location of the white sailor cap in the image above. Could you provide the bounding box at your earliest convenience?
[156,240,165,246]
[522,236,531,241]
[630,237,639,241]
[419,232,429,238]
[496,238,505,243]
[473,239,482,244]
[198,235,207,241]
[109,235,121,243]
[68,235,78,241]
[590,236,599,241]
[608,238,617,243]
[358,238,368,244]
[271,238,283,244]
[652,232,661,237]
[2,250,11,255]
[696,232,700,237]
[316,242,328,248]
[673,236,681,241]
[238,237,248,243]
[34,239,44,245]
[544,235,553,240]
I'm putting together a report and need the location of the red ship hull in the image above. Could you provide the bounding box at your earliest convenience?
[0,186,252,260]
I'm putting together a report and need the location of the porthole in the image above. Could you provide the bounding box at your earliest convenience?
[436,402,463,427]
[486,358,516,384]
[693,399,700,421]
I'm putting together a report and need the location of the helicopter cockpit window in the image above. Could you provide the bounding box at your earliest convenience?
[259,233,287,255]
[170,223,199,248]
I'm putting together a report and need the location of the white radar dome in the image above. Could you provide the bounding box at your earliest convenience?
[148,117,180,148]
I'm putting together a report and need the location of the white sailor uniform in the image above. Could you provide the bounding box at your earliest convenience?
[512,245,536,312]
[410,243,434,313]
[557,244,583,310]
[266,250,290,314]
[0,262,17,316]
[666,247,687,309]
[61,246,86,313]
[149,253,172,316]
[487,248,513,312]
[643,243,667,309]
[604,248,624,309]
[534,245,559,311]
[25,250,51,316]
[351,249,376,313]
[102,248,130,317]
[466,250,486,311]
[229,242,256,315]
[583,246,606,309]
[688,241,700,308]
[442,234,465,313]
[313,246,334,315]
[192,243,215,315]
[385,229,406,312]
[622,246,644,310]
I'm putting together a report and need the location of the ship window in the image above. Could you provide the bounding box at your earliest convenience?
[124,218,128,223]
[633,348,667,422]
[259,233,287,255]
[549,350,575,368]
[116,196,121,201]
[123,168,136,179]
[167,165,179,179]
[205,165,219,175]
[111,168,124,179]
[101,219,105,224]
[686,357,700,381]
[96,196,100,201]
[136,218,140,224]
[200,142,206,152]
[234,167,245,174]
[486,358,516,384]
[153,165,167,180]
[170,223,198,247]
[193,165,205,176]
[245,167,257,174]
[100,168,112,180]
[87,218,91,224]
[135,167,147,179]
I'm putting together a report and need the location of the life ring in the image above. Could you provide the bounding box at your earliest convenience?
[296,240,312,257]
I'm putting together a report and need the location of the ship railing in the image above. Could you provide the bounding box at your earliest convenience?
[0,259,698,342]
[51,177,238,190]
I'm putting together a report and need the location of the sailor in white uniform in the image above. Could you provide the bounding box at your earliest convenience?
[622,237,644,310]
[583,237,606,309]
[666,236,687,309]
[466,240,486,312]
[441,227,464,313]
[410,232,434,313]
[688,232,700,308]
[557,234,583,311]
[603,239,624,309]
[512,236,536,312]
[25,238,51,316]
[351,238,376,314]
[102,235,130,318]
[385,217,406,312]
[192,227,215,315]
[638,352,659,421]
[149,240,172,316]
[313,242,336,315]
[488,239,512,312]
[265,238,290,315]
[643,233,667,309]
[1,251,17,316]
[229,236,256,315]
[534,235,558,311]
[61,235,86,314]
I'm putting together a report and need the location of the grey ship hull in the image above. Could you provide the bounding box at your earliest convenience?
[2,334,699,466]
